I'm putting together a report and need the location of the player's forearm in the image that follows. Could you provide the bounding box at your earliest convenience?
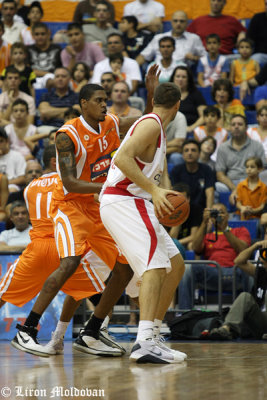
[62,175,103,194]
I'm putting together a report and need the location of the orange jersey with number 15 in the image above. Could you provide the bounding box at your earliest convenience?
[53,114,120,202]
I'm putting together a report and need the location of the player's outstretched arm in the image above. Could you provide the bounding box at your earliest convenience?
[56,132,102,194]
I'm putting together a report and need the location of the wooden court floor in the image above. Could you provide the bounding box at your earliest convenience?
[0,341,266,400]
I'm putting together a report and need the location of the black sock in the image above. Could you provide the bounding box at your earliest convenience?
[24,311,41,328]
[89,293,102,307]
[84,314,104,332]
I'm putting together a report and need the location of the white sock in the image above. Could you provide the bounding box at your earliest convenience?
[136,320,154,342]
[54,321,69,338]
[153,319,162,340]
[100,315,110,330]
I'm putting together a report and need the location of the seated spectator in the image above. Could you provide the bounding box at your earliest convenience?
[197,33,227,87]
[82,1,119,56]
[0,21,11,76]
[210,237,267,340]
[64,107,80,122]
[211,78,245,130]
[2,0,26,44]
[187,0,246,56]
[247,2,267,67]
[0,200,31,252]
[108,81,142,121]
[27,22,62,78]
[170,66,206,132]
[100,71,116,103]
[178,203,251,310]
[5,98,36,160]
[119,15,152,59]
[91,33,141,95]
[73,0,115,26]
[170,139,215,211]
[123,0,165,34]
[136,10,206,67]
[0,127,26,191]
[0,173,9,221]
[109,53,128,83]
[169,182,202,250]
[216,114,265,203]
[147,36,185,83]
[247,106,267,160]
[198,136,217,171]
[20,1,43,46]
[229,38,260,101]
[61,23,105,73]
[0,66,35,126]
[194,105,228,160]
[166,111,187,166]
[70,62,90,93]
[38,67,79,130]
[1,42,36,97]
[235,157,267,221]
[254,82,267,111]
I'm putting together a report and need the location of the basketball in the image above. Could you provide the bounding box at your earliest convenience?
[158,192,190,227]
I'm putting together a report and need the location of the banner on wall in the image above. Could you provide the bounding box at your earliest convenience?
[0,254,72,341]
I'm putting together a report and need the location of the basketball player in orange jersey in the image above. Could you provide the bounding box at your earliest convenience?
[100,82,187,363]
[11,66,161,357]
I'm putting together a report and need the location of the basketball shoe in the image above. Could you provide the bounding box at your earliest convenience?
[42,331,64,355]
[129,339,185,364]
[11,324,56,357]
[73,329,124,356]
[155,335,187,360]
[99,327,126,354]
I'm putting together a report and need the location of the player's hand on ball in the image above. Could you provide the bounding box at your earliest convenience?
[151,187,176,219]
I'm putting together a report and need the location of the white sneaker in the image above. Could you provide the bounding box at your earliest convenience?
[11,324,56,357]
[99,327,126,354]
[155,335,187,361]
[43,332,64,355]
[130,339,185,364]
[73,329,124,357]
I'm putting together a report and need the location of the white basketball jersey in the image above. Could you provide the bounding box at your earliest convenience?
[101,113,166,200]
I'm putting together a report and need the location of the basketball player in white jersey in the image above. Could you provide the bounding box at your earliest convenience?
[100,82,187,364]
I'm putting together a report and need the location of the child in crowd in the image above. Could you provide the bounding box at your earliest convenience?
[21,1,44,46]
[230,38,260,90]
[109,53,127,82]
[70,62,90,93]
[199,136,217,171]
[197,34,227,87]
[194,105,228,160]
[2,42,36,97]
[247,106,267,160]
[0,21,11,78]
[236,157,267,220]
[5,99,37,160]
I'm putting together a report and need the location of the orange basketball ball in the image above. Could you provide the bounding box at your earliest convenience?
[158,192,190,227]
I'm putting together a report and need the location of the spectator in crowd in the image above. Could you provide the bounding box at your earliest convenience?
[38,67,79,130]
[70,62,90,93]
[0,21,11,76]
[194,105,228,160]
[73,0,115,26]
[229,38,260,101]
[5,99,36,160]
[211,78,245,130]
[210,236,267,340]
[27,22,62,78]
[61,23,105,72]
[216,114,266,203]
[247,2,267,66]
[147,36,184,83]
[64,107,80,122]
[119,15,152,59]
[108,81,142,119]
[136,10,206,67]
[0,173,9,221]
[170,139,215,211]
[0,127,26,191]
[91,33,141,94]
[14,0,30,25]
[235,157,267,221]
[109,53,128,83]
[1,0,26,44]
[166,110,187,166]
[247,106,267,160]
[197,33,227,87]
[0,200,31,252]
[169,182,202,250]
[198,136,217,171]
[82,1,119,56]
[170,66,206,132]
[187,0,246,56]
[20,1,43,46]
[0,66,35,126]
[1,42,36,97]
[179,203,251,310]
[123,0,165,34]
[100,71,116,103]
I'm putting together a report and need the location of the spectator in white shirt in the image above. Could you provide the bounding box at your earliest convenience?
[123,0,165,33]
[2,0,26,44]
